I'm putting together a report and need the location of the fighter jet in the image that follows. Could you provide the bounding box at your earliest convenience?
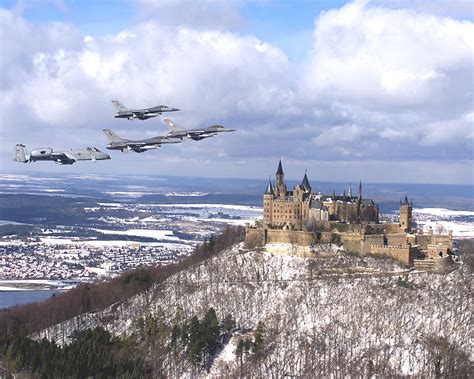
[163,119,236,141]
[103,129,182,153]
[112,100,179,120]
[13,144,110,165]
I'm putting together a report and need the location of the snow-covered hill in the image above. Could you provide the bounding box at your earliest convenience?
[37,243,472,377]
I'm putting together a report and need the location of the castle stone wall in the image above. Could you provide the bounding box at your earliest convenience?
[431,234,453,249]
[341,233,384,255]
[370,245,419,266]
[363,234,385,255]
[245,228,317,248]
[341,233,362,254]
[385,233,407,246]
[245,228,265,249]
[415,235,432,250]
[265,229,316,246]
[414,256,454,272]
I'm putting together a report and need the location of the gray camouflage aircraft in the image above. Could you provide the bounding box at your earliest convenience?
[112,100,179,120]
[163,119,236,141]
[103,129,182,153]
[13,144,110,165]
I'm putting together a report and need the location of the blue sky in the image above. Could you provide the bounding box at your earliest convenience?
[2,0,348,60]
[0,0,473,184]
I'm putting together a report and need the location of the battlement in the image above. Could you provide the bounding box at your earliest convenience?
[370,244,420,266]
[371,244,411,250]
[427,243,450,248]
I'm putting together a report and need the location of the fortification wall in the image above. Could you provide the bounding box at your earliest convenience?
[414,256,454,272]
[362,234,385,255]
[341,233,384,255]
[341,233,362,254]
[385,233,407,246]
[434,256,454,270]
[265,229,316,246]
[431,234,453,249]
[370,245,419,266]
[245,228,265,249]
[415,234,432,250]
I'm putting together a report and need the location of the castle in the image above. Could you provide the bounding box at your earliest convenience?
[246,161,454,271]
[263,160,379,230]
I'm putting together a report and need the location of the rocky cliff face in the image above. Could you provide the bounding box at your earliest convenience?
[37,243,472,377]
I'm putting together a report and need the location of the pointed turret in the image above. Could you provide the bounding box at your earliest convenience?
[300,169,311,192]
[265,177,274,195]
[358,180,362,201]
[275,159,286,197]
[276,159,284,175]
[348,183,352,197]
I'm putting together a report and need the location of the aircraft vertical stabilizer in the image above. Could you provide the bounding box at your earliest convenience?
[163,119,184,131]
[103,129,124,143]
[13,144,28,163]
[111,100,129,112]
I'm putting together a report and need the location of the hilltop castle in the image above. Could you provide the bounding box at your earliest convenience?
[246,161,454,271]
[263,160,379,230]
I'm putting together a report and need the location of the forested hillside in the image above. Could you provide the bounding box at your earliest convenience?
[4,240,470,377]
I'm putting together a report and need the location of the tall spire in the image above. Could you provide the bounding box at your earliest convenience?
[275,159,286,197]
[276,159,284,175]
[265,176,274,195]
[358,180,362,201]
[300,169,311,191]
[348,183,352,197]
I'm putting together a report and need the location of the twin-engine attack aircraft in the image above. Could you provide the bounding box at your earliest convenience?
[103,129,182,153]
[112,100,179,120]
[163,119,236,141]
[13,144,110,165]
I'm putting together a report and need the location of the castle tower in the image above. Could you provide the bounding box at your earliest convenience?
[300,170,311,192]
[263,177,274,226]
[275,160,286,197]
[400,196,413,232]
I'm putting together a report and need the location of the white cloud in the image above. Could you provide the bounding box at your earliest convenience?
[305,1,474,109]
[0,1,472,184]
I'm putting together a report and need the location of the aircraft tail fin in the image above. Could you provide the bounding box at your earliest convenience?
[163,118,184,131]
[111,100,129,112]
[13,144,28,163]
[103,129,124,143]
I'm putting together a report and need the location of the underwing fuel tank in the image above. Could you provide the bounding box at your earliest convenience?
[30,148,53,158]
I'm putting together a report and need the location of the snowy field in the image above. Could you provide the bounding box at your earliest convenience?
[413,207,474,238]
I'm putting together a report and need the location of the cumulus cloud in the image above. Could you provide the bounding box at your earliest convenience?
[305,1,473,109]
[0,1,472,184]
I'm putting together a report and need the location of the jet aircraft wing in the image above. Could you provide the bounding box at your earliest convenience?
[186,131,206,136]
[52,152,76,165]
[126,142,148,148]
